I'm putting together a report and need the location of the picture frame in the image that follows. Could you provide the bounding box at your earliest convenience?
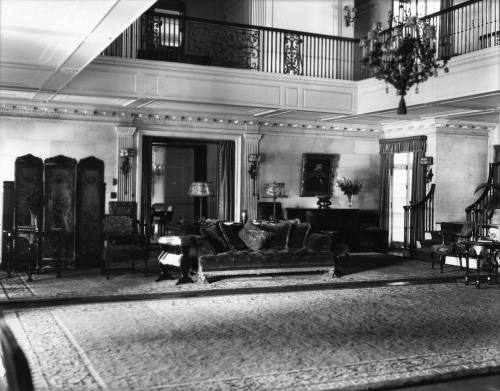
[300,153,339,197]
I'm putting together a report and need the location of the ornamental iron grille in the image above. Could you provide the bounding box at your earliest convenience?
[284,33,303,75]
[185,21,260,69]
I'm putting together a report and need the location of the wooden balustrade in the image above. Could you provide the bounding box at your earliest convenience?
[404,184,436,251]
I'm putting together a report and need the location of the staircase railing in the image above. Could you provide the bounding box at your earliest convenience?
[404,184,436,251]
[465,161,500,237]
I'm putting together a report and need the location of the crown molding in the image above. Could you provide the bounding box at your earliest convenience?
[0,100,382,138]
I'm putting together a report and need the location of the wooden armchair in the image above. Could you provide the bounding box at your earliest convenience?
[431,221,475,272]
[102,204,150,279]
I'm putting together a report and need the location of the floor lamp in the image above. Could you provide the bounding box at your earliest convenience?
[188,181,214,223]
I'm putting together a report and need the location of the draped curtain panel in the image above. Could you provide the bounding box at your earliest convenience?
[217,141,235,221]
[378,153,394,231]
[379,136,427,234]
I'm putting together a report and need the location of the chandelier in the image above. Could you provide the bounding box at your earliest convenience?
[360,4,449,114]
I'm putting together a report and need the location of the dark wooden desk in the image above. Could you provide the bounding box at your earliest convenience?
[286,208,360,251]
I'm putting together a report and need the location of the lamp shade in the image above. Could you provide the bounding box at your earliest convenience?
[264,182,286,198]
[187,181,214,197]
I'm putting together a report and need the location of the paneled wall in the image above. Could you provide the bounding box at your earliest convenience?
[435,130,489,222]
[258,132,380,212]
[0,116,118,226]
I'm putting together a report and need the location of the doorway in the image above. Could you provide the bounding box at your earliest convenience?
[390,152,413,248]
[141,136,234,237]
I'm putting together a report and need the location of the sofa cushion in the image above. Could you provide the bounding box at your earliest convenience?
[287,222,310,249]
[218,222,247,251]
[200,224,227,253]
[238,221,271,251]
[260,222,290,250]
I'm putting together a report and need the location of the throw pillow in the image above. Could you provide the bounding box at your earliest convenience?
[218,222,248,251]
[287,222,310,249]
[200,224,227,253]
[260,222,290,250]
[238,221,270,251]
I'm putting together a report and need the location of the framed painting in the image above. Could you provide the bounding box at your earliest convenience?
[300,153,339,197]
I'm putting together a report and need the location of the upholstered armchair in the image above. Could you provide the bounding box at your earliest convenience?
[102,202,150,279]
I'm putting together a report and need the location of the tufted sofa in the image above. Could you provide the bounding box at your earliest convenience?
[194,220,337,283]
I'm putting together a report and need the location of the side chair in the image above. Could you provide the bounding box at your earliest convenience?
[102,202,150,279]
[430,221,475,272]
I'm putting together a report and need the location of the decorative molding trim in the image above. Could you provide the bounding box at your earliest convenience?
[93,56,358,87]
[436,118,497,131]
[116,126,136,137]
[382,118,494,139]
[0,101,382,137]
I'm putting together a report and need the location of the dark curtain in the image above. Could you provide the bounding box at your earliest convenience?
[379,136,427,236]
[412,149,427,243]
[217,141,235,221]
[141,136,153,235]
[378,153,394,231]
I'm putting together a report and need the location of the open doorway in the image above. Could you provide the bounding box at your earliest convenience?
[141,136,235,238]
[389,152,413,248]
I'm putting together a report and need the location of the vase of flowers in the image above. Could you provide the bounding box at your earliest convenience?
[336,177,362,207]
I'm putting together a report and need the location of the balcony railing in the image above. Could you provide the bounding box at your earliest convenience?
[102,0,499,81]
[102,13,360,80]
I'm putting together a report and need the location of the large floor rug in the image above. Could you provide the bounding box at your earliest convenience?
[0,254,467,302]
[4,283,500,390]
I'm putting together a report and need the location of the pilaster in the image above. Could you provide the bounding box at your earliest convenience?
[243,132,262,220]
[116,126,137,201]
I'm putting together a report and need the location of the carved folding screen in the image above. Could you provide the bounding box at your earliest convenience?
[43,155,77,262]
[76,156,104,268]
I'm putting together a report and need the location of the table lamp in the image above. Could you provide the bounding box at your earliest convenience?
[263,181,287,222]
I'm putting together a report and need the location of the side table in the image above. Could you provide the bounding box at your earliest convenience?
[157,235,197,284]
[3,227,68,281]
[463,239,500,288]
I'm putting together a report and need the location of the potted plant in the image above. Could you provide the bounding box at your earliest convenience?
[336,177,362,207]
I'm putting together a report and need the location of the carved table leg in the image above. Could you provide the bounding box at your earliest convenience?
[465,249,470,285]
[5,232,14,278]
[26,243,35,282]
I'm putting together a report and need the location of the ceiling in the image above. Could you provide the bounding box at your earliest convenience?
[0,0,498,128]
[0,0,156,100]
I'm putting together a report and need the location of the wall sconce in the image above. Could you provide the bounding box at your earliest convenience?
[343,5,356,27]
[153,164,164,177]
[248,153,261,198]
[120,148,136,177]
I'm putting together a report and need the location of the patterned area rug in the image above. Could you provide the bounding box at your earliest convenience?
[4,283,500,390]
[0,254,467,301]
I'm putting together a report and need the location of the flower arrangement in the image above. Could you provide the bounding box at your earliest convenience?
[336,177,362,196]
